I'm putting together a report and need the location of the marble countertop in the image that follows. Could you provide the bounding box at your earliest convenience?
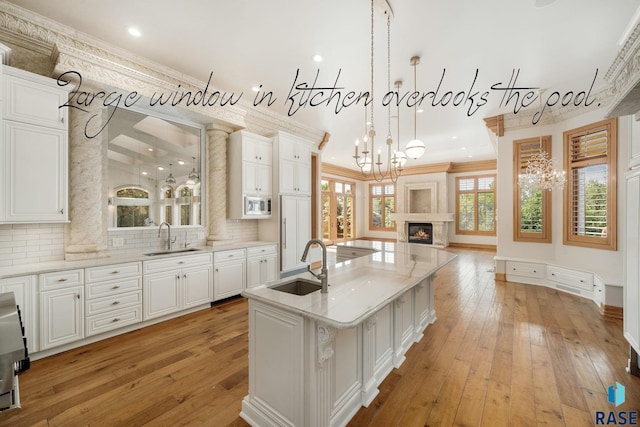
[0,240,277,279]
[242,242,456,329]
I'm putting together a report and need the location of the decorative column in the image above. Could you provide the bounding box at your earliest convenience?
[316,324,336,427]
[206,124,233,245]
[65,98,109,260]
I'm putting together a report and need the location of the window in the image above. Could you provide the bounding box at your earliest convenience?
[321,178,356,243]
[369,183,395,231]
[455,175,496,235]
[563,118,617,250]
[513,136,552,242]
[114,187,150,227]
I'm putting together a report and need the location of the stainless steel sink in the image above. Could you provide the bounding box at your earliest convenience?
[270,278,323,296]
[144,248,201,256]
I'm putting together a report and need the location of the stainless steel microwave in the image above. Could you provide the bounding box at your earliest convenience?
[244,195,271,217]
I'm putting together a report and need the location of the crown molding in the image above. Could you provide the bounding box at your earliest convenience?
[321,163,364,181]
[448,159,497,173]
[604,19,640,117]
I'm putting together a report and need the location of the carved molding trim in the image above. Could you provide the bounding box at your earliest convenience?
[365,314,378,331]
[483,114,504,137]
[317,324,336,367]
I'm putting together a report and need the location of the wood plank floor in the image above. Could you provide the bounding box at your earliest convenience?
[1,248,639,426]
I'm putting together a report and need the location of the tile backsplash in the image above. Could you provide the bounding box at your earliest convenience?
[0,223,66,267]
[0,219,260,267]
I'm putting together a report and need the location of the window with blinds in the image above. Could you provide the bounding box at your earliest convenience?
[563,118,617,251]
[513,136,552,243]
[455,175,496,235]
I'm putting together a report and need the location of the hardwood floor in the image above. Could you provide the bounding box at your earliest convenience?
[1,248,639,426]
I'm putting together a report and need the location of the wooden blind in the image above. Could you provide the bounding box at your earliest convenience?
[569,129,608,162]
[518,140,543,171]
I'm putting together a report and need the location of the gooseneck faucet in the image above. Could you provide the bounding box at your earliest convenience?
[301,239,328,293]
[158,222,174,250]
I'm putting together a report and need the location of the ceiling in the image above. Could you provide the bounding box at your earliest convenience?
[6,0,640,170]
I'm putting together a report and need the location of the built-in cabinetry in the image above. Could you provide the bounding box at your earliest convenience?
[246,244,277,289]
[0,275,36,353]
[0,66,70,223]
[281,195,311,273]
[504,260,598,298]
[39,269,84,351]
[278,132,311,195]
[213,248,246,301]
[143,253,213,320]
[85,262,142,337]
[228,130,273,219]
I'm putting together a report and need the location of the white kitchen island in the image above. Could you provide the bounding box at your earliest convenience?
[240,242,456,427]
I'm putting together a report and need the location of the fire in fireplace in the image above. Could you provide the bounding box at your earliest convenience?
[408,222,433,244]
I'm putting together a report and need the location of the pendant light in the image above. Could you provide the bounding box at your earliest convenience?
[405,56,426,159]
[186,156,200,185]
[391,80,407,169]
[165,163,176,185]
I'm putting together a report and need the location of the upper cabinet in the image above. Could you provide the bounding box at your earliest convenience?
[276,132,311,196]
[0,66,71,223]
[228,130,273,219]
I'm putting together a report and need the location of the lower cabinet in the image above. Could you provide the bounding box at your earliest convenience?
[213,249,246,301]
[246,244,277,289]
[143,253,213,321]
[0,275,37,353]
[39,269,84,351]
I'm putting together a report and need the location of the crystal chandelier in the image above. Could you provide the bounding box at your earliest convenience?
[518,149,566,191]
[354,0,402,182]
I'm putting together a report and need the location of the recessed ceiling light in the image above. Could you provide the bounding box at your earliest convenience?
[148,148,153,152]
[451,136,457,139]
[157,166,164,171]
[417,108,424,113]
[461,147,466,150]
[312,54,323,62]
[178,160,185,165]
[128,27,142,37]
[251,85,260,92]
[141,171,148,175]
[467,155,473,158]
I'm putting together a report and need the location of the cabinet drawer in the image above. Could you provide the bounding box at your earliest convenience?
[247,245,277,257]
[85,277,142,300]
[214,249,246,263]
[547,266,593,291]
[144,253,213,273]
[40,269,84,290]
[85,305,142,337]
[505,261,545,279]
[85,290,142,315]
[86,262,142,283]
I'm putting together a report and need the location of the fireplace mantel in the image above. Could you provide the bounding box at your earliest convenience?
[390,213,455,248]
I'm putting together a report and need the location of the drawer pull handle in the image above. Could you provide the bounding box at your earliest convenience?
[178,261,185,264]
[112,318,120,322]
[112,301,120,305]
[76,293,81,299]
[111,271,120,274]
[580,279,584,283]
[551,273,555,276]
[228,254,233,257]
[533,270,537,273]
[512,268,516,271]
[183,274,187,279]
[111,285,120,290]
[58,278,68,282]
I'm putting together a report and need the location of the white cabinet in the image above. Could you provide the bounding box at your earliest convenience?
[84,262,142,337]
[246,244,278,288]
[281,195,311,273]
[228,131,273,219]
[278,132,311,196]
[143,253,213,320]
[213,249,246,300]
[39,269,84,350]
[0,275,36,353]
[547,265,593,293]
[0,66,70,223]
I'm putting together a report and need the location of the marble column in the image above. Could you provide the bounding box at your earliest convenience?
[65,98,109,260]
[206,124,233,245]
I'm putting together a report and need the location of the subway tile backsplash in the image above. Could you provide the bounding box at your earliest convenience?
[0,219,259,267]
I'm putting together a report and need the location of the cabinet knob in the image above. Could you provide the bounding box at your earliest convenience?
[112,301,120,305]
[112,318,120,322]
[176,275,180,279]
[178,261,184,264]
[59,209,64,215]
[58,278,68,282]
[111,271,120,274]
[533,270,537,273]
[111,285,120,290]
[75,293,80,299]
[580,279,584,283]
[215,268,219,272]
[551,273,555,276]
[183,274,187,279]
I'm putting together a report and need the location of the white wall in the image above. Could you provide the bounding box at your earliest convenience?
[496,109,629,287]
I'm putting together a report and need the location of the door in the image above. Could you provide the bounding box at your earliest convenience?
[321,178,356,243]
[40,286,83,350]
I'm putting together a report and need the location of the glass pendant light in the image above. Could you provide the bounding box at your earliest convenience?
[165,163,176,185]
[186,156,200,185]
[405,56,426,159]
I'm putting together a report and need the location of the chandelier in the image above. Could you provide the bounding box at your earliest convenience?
[354,0,403,182]
[518,150,566,191]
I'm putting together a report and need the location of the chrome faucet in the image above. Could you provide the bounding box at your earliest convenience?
[301,239,328,293]
[158,222,175,250]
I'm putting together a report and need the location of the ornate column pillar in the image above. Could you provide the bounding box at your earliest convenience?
[206,124,233,244]
[65,99,109,260]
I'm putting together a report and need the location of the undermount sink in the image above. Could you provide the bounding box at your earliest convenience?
[270,278,323,296]
[144,248,201,256]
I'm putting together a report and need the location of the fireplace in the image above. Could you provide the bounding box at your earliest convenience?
[408,223,433,244]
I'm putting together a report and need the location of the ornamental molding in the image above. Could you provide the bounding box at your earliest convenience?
[0,1,326,141]
[604,20,640,117]
[317,324,336,367]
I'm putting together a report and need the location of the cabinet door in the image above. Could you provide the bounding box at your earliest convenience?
[281,196,299,272]
[214,259,246,301]
[296,162,311,195]
[258,163,272,195]
[182,264,213,308]
[263,254,278,283]
[243,160,259,194]
[296,197,311,267]
[143,272,181,320]
[40,286,83,350]
[247,256,263,289]
[0,275,36,353]
[279,159,297,194]
[4,74,68,129]
[3,121,67,222]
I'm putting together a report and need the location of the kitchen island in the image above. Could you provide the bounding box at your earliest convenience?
[240,242,456,427]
